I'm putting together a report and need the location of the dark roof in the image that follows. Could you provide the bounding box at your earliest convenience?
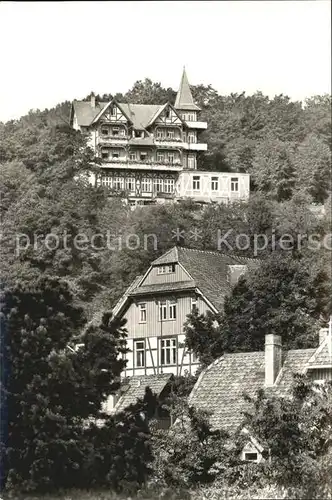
[112,275,143,317]
[111,373,172,414]
[174,68,201,111]
[114,247,260,315]
[189,347,321,434]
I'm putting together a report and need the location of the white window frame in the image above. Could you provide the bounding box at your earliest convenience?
[211,176,219,191]
[167,130,175,139]
[243,452,259,463]
[231,177,239,192]
[188,132,196,143]
[129,152,137,161]
[160,338,177,366]
[159,300,167,321]
[169,299,177,320]
[111,106,117,116]
[125,177,135,192]
[153,178,163,193]
[163,178,174,193]
[101,176,112,187]
[111,150,120,160]
[140,151,148,162]
[193,175,200,191]
[134,340,145,368]
[156,130,163,139]
[138,303,147,323]
[114,177,124,190]
[188,155,195,169]
[157,153,164,162]
[101,149,109,160]
[141,178,152,193]
[168,153,175,164]
[112,126,119,136]
[191,297,198,311]
[157,264,175,274]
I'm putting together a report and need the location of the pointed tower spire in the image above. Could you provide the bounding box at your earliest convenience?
[174,67,200,111]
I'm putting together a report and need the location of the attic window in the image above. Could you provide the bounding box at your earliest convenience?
[244,452,258,462]
[157,264,175,274]
[111,106,116,116]
[166,109,171,118]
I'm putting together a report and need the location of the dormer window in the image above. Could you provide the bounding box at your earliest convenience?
[244,452,258,463]
[157,264,175,274]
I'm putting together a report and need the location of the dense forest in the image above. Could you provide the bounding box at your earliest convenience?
[0,79,331,498]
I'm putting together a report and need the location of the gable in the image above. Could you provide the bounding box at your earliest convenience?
[152,104,183,126]
[140,262,192,286]
[93,100,130,124]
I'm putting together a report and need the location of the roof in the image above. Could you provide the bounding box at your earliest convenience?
[118,103,163,129]
[114,247,260,316]
[152,247,258,312]
[111,373,173,414]
[72,100,108,126]
[112,275,143,317]
[188,348,317,434]
[174,68,201,111]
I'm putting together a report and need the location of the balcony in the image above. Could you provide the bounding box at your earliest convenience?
[100,159,183,171]
[183,142,207,151]
[184,121,208,130]
[98,134,128,144]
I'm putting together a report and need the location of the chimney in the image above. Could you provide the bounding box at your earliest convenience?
[90,92,96,108]
[319,328,328,345]
[265,334,282,386]
[228,265,247,286]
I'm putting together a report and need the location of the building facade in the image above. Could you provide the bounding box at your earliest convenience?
[70,69,250,206]
[111,246,259,378]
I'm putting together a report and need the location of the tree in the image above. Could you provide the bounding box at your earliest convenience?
[293,133,331,203]
[241,375,332,497]
[251,137,296,201]
[0,278,128,491]
[123,78,176,105]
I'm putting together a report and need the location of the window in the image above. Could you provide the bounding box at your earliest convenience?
[134,340,145,368]
[101,127,109,136]
[164,178,174,193]
[188,132,196,143]
[119,128,125,136]
[159,300,167,321]
[191,297,198,311]
[125,177,135,192]
[101,149,109,160]
[157,153,164,162]
[112,127,119,136]
[140,152,148,162]
[188,155,195,169]
[157,264,176,274]
[167,130,175,139]
[187,113,196,122]
[166,108,171,118]
[182,132,186,142]
[211,176,218,191]
[111,150,120,159]
[160,338,177,366]
[138,303,146,323]
[101,176,112,187]
[193,175,200,190]
[244,452,258,462]
[141,178,152,192]
[129,152,136,161]
[231,177,239,192]
[191,351,199,363]
[111,106,116,116]
[156,130,163,139]
[114,177,124,190]
[169,299,177,320]
[168,153,175,164]
[154,178,163,193]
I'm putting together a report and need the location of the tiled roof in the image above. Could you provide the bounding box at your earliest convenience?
[72,100,108,126]
[125,247,260,313]
[118,103,163,130]
[111,373,172,414]
[174,68,201,111]
[129,280,196,297]
[189,346,327,434]
[306,339,332,368]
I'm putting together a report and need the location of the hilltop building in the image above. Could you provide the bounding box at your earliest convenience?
[70,69,249,206]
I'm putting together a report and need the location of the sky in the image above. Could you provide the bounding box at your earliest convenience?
[0,1,330,123]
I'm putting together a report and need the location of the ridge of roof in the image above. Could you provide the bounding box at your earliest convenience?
[174,67,201,111]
